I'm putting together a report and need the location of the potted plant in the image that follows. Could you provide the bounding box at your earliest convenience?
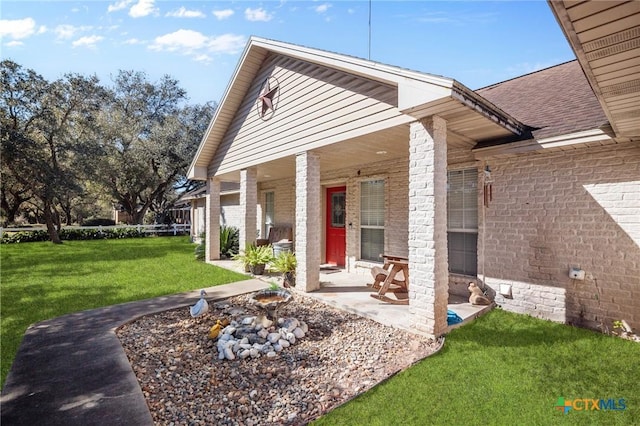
[233,244,274,275]
[270,250,297,287]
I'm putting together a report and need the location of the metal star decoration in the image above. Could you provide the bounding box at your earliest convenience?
[257,77,279,120]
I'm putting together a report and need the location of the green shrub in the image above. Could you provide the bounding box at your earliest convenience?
[1,228,146,244]
[1,230,49,244]
[82,218,116,226]
[220,226,239,257]
[194,233,206,261]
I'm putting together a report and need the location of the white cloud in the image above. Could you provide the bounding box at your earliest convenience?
[245,7,272,22]
[107,0,133,13]
[315,3,331,13]
[6,40,24,47]
[149,30,245,60]
[123,38,143,45]
[207,33,245,53]
[150,29,208,52]
[72,35,104,49]
[213,9,234,20]
[129,0,157,18]
[0,17,38,40]
[166,7,205,18]
[54,24,92,40]
[194,54,212,64]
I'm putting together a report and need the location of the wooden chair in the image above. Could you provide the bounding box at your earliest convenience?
[256,226,293,247]
[368,254,410,305]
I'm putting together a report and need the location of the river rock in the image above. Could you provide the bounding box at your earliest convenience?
[293,327,305,339]
[282,318,299,332]
[242,316,255,325]
[223,347,235,360]
[278,339,290,348]
[268,333,281,343]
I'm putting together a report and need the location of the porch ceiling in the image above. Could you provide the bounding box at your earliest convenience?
[214,112,489,184]
[549,0,640,141]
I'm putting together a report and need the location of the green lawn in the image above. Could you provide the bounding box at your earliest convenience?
[315,309,640,425]
[2,238,639,424]
[0,236,248,388]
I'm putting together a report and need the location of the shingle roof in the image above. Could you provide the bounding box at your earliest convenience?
[476,60,609,141]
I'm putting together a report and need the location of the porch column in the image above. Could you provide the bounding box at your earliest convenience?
[206,177,221,261]
[408,116,449,337]
[239,168,258,250]
[296,151,321,292]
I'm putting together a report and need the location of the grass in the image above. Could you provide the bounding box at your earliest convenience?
[314,309,639,425]
[2,238,639,424]
[0,236,248,389]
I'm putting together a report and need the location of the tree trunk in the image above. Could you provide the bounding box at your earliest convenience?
[43,199,62,244]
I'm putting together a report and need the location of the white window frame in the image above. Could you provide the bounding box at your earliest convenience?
[447,168,478,276]
[360,179,385,261]
[263,191,275,238]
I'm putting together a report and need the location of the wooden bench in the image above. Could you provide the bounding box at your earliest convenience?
[368,254,410,305]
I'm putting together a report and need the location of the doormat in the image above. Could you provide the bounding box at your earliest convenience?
[320,266,342,274]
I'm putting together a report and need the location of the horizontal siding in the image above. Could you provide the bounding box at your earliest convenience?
[210,53,402,175]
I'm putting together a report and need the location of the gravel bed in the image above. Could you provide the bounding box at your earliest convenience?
[117,292,442,425]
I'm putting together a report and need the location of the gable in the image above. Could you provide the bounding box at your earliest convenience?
[209,53,410,177]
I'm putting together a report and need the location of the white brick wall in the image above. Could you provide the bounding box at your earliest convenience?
[258,179,296,239]
[220,193,241,229]
[480,142,640,330]
[296,152,321,292]
[205,178,221,261]
[239,168,257,249]
[408,117,449,337]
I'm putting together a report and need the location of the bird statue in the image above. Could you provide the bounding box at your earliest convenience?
[208,319,223,339]
[190,289,209,317]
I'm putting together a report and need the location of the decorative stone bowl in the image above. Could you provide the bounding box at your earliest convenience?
[251,288,293,322]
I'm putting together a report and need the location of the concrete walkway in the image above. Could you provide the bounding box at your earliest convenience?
[1,265,491,425]
[0,279,268,426]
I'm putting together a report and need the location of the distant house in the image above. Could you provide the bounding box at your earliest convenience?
[187,2,639,337]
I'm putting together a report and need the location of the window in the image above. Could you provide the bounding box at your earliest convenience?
[360,180,384,261]
[447,169,478,276]
[331,192,346,228]
[264,191,274,238]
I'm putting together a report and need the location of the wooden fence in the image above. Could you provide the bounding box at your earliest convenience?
[0,224,191,238]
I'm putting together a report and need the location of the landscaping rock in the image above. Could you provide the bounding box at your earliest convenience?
[117,293,440,425]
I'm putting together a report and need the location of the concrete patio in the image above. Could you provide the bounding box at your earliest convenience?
[210,260,493,336]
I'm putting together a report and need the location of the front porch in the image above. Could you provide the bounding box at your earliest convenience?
[210,260,492,337]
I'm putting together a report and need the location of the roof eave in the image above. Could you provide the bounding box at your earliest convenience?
[473,127,614,158]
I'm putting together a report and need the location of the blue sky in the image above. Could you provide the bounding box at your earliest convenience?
[1,1,576,105]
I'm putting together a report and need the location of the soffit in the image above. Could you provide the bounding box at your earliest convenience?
[549,0,640,141]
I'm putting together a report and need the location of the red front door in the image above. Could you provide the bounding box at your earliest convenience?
[326,186,346,266]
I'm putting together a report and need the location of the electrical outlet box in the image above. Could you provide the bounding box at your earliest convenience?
[569,267,585,280]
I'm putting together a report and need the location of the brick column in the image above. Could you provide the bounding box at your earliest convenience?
[206,177,221,261]
[296,151,321,292]
[408,116,449,337]
[239,168,258,250]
